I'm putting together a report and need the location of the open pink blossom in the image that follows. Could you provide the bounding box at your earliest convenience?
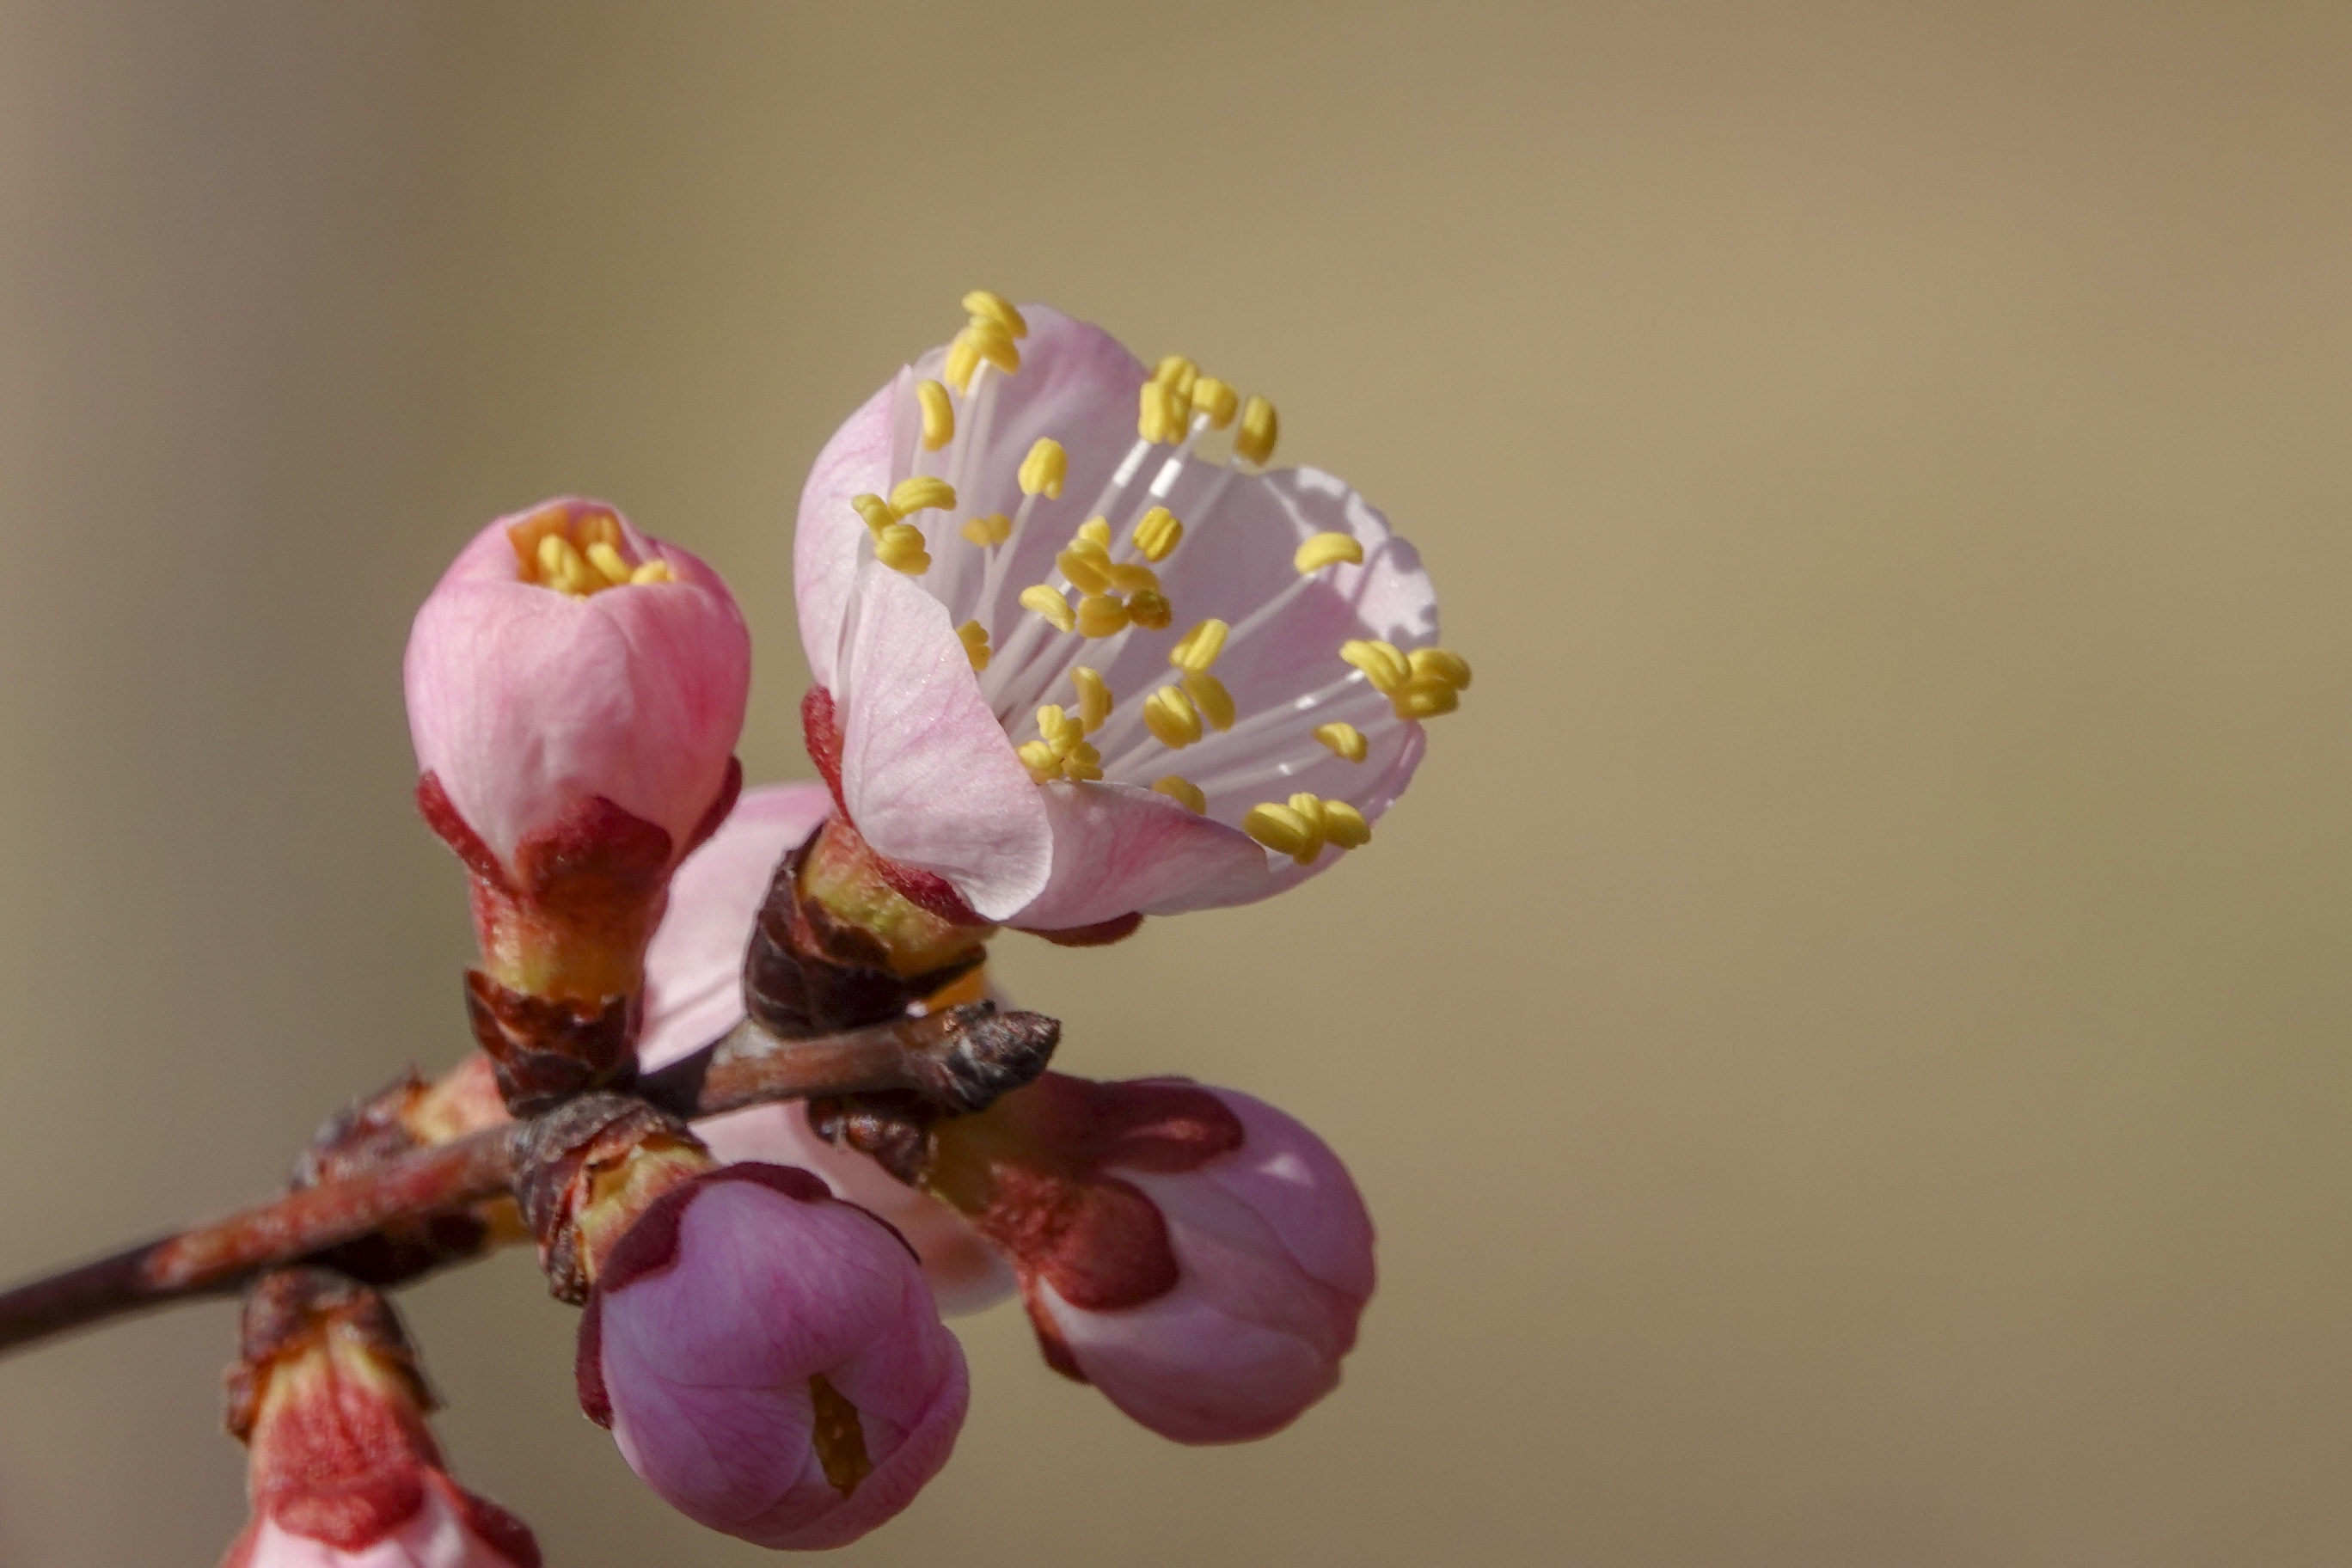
[793,296,1465,932]
[933,1074,1375,1444]
[637,781,1016,1314]
[406,496,750,878]
[579,1165,969,1551]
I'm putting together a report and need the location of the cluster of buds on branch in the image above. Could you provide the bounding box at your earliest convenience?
[0,295,1467,1559]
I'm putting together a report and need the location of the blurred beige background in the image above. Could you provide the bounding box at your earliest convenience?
[2,1,2349,1563]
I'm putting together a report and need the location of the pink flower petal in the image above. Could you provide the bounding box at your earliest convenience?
[793,382,898,691]
[835,561,1050,920]
[638,781,834,1071]
[1007,782,1274,932]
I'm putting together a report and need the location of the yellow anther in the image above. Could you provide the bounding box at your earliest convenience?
[1242,801,1321,863]
[1169,618,1230,674]
[964,315,1020,375]
[1153,775,1208,814]
[958,619,991,672]
[585,540,634,587]
[1075,592,1130,638]
[1127,589,1173,630]
[1190,377,1238,429]
[889,476,956,518]
[1076,517,1113,550]
[575,511,622,551]
[1035,704,1082,753]
[1106,560,1160,596]
[1182,671,1235,732]
[1320,799,1371,849]
[1392,678,1461,720]
[1154,355,1199,397]
[1294,531,1365,574]
[960,512,1014,548]
[1407,646,1473,690]
[944,332,983,393]
[962,290,1027,339]
[1139,382,1187,444]
[1057,542,1114,597]
[874,522,931,575]
[916,379,955,451]
[1143,684,1204,749]
[1339,638,1411,693]
[1061,752,1104,783]
[1017,739,1060,782]
[1071,667,1112,733]
[850,493,897,536]
[629,560,674,586]
[1236,395,1278,466]
[1314,721,1369,763]
[537,534,597,597]
[1278,793,1333,866]
[1020,584,1076,634]
[1134,505,1183,562]
[1018,438,1068,499]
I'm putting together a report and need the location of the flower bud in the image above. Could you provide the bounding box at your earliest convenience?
[577,1165,969,1549]
[928,1074,1375,1443]
[405,498,750,1108]
[220,1270,537,1568]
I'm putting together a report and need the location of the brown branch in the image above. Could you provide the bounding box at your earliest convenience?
[0,1003,1057,1357]
[635,1003,1061,1121]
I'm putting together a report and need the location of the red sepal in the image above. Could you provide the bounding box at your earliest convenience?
[949,1075,1245,1314]
[1018,911,1145,947]
[416,772,512,893]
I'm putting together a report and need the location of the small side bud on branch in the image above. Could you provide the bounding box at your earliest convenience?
[512,1094,714,1303]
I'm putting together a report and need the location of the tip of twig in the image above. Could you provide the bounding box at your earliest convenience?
[935,1006,1059,1112]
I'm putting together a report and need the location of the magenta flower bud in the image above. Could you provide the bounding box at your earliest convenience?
[930,1074,1375,1443]
[578,1165,970,1550]
[221,1272,538,1568]
[405,497,750,1007]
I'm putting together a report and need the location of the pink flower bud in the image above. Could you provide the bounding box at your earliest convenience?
[222,1274,537,1568]
[932,1075,1375,1443]
[405,498,750,1005]
[579,1165,969,1550]
[637,780,1015,1314]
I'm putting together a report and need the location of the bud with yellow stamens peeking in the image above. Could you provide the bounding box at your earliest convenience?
[407,497,750,1111]
[791,295,1456,940]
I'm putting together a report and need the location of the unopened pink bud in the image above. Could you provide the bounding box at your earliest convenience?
[405,498,750,1005]
[221,1273,537,1568]
[934,1075,1375,1443]
[579,1165,969,1550]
